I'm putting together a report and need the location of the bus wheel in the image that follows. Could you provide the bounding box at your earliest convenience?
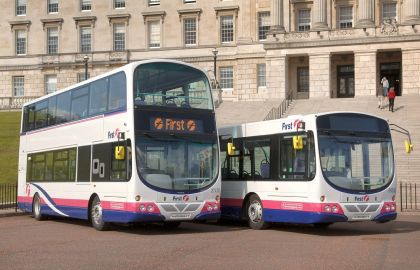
[247,195,268,230]
[90,196,109,231]
[163,222,181,229]
[33,194,45,221]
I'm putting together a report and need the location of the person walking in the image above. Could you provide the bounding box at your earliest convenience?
[379,76,389,109]
[388,87,396,112]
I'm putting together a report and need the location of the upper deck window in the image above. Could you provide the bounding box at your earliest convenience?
[133,62,213,110]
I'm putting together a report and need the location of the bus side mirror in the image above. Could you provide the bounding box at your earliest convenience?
[293,136,303,150]
[115,146,125,160]
[404,139,413,154]
[227,142,236,155]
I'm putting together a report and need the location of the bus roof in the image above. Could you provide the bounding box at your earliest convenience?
[22,59,208,108]
[218,111,389,138]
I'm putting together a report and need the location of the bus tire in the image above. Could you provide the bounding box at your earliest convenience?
[246,195,269,230]
[33,194,46,221]
[90,196,109,231]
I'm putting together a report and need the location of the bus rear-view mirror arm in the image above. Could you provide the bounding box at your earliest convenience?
[390,124,414,154]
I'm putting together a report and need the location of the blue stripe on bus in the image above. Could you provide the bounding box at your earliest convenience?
[263,209,348,224]
[373,212,397,223]
[194,212,221,221]
[221,206,348,224]
[31,183,59,208]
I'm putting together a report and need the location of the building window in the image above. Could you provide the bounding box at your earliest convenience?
[184,18,197,46]
[77,72,90,82]
[16,29,27,55]
[184,0,196,3]
[220,67,233,89]
[114,0,125,9]
[148,0,160,6]
[48,0,59,13]
[220,15,234,43]
[81,0,91,11]
[257,64,266,87]
[47,27,59,55]
[16,0,27,16]
[297,67,309,92]
[298,9,311,32]
[258,12,270,41]
[45,75,57,94]
[113,24,125,51]
[13,76,25,97]
[382,2,397,20]
[338,6,353,29]
[148,21,161,48]
[80,26,91,53]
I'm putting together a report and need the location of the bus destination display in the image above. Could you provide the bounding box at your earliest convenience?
[150,117,204,133]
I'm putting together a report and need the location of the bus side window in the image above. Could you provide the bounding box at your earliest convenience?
[56,91,71,124]
[89,78,108,116]
[108,72,127,111]
[71,86,89,121]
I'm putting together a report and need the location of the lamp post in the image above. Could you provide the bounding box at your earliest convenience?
[212,48,218,82]
[83,55,89,81]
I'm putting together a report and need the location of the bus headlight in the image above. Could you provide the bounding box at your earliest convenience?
[332,205,338,213]
[207,205,213,211]
[213,204,218,211]
[385,205,390,212]
[324,205,331,212]
[139,204,146,212]
[391,204,396,211]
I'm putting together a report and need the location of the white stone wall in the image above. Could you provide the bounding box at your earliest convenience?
[309,54,330,97]
[402,49,420,95]
[354,51,377,96]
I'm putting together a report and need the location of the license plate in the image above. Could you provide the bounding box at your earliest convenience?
[352,214,372,220]
[170,213,192,220]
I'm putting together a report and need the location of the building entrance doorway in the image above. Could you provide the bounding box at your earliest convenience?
[337,65,355,98]
[380,62,401,96]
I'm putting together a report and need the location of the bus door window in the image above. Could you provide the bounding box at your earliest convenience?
[279,132,315,180]
[92,143,111,182]
[243,138,271,180]
[110,140,131,181]
[77,145,91,182]
[220,139,241,180]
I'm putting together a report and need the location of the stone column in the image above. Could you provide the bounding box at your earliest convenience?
[270,0,285,33]
[312,0,328,30]
[354,51,377,96]
[403,0,420,24]
[402,49,420,95]
[238,0,253,44]
[356,0,375,28]
[266,52,287,99]
[309,53,330,97]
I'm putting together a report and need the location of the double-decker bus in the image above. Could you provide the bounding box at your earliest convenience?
[219,112,409,229]
[17,60,220,230]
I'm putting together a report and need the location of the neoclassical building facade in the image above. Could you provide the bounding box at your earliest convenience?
[0,0,420,108]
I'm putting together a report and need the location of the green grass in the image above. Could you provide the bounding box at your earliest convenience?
[0,111,21,184]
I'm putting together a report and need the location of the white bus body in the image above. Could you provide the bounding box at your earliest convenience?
[219,112,396,229]
[18,60,221,230]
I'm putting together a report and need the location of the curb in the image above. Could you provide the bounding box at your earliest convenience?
[0,210,28,218]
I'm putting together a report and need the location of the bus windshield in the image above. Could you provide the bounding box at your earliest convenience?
[318,133,394,192]
[135,134,218,192]
[133,62,213,110]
